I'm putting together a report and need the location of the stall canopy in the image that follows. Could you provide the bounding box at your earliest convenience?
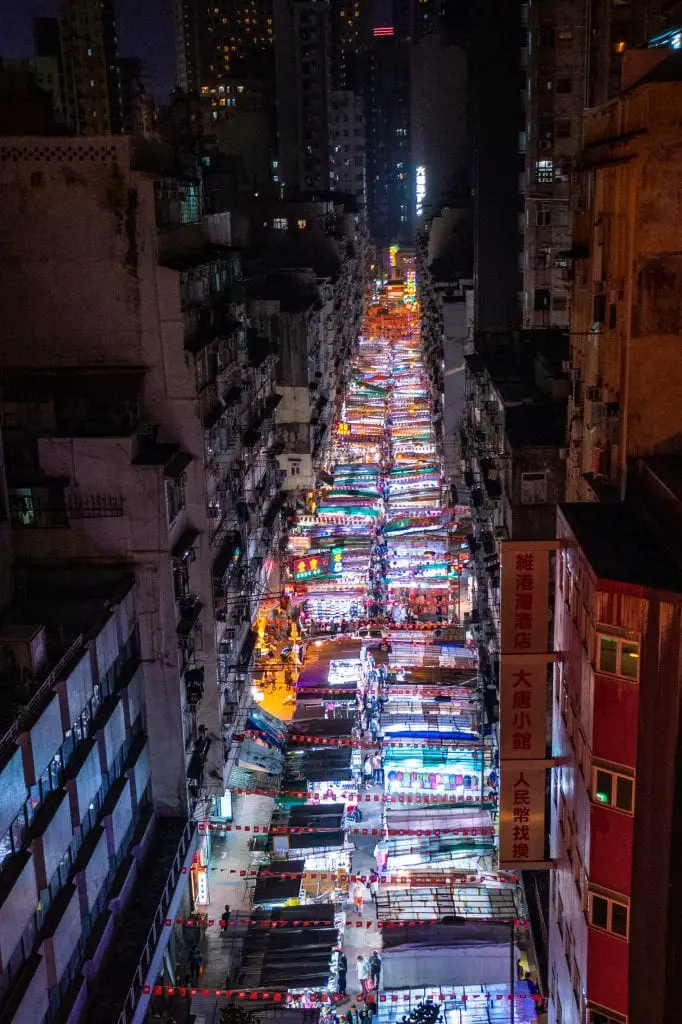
[380,922,518,989]
[283,746,354,784]
[236,906,339,989]
[253,860,305,906]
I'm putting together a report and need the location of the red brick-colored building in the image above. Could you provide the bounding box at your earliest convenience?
[549,458,682,1024]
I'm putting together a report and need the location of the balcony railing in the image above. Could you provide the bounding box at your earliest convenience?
[0,636,84,762]
[115,819,197,1024]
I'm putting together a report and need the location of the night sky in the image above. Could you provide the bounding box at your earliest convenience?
[1,0,177,101]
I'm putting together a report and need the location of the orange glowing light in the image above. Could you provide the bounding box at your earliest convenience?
[297,560,306,573]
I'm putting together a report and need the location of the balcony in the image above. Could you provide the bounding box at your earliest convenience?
[185,306,241,356]
[246,333,277,369]
[243,405,274,449]
[8,488,125,530]
[212,531,242,594]
[87,818,197,1024]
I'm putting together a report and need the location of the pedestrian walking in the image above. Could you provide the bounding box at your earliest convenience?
[188,945,203,985]
[369,877,379,907]
[356,954,371,997]
[369,717,379,743]
[220,904,231,935]
[372,751,382,784]
[369,950,382,991]
[337,949,348,995]
[363,754,373,787]
[351,879,367,916]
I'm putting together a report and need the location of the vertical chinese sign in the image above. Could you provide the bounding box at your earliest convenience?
[499,541,554,868]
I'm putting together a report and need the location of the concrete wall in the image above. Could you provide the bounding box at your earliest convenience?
[108,778,133,855]
[20,692,63,785]
[99,698,126,772]
[0,137,143,366]
[131,741,151,804]
[11,954,49,1023]
[82,828,110,911]
[569,81,682,501]
[122,663,145,729]
[0,747,28,838]
[38,793,72,887]
[60,652,95,730]
[42,885,81,986]
[0,853,36,969]
[95,615,119,681]
[73,742,103,824]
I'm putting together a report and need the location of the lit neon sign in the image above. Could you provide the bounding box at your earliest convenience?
[291,554,329,580]
[416,165,426,218]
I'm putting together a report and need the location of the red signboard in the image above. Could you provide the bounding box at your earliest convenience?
[499,541,555,869]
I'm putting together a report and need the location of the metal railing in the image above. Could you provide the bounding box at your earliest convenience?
[0,635,84,762]
[116,819,197,1024]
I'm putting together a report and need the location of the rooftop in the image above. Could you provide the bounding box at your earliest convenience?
[559,502,682,593]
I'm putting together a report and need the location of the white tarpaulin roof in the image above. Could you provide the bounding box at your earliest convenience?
[382,942,520,989]
[381,923,517,989]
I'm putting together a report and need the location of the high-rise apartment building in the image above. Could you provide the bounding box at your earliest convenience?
[410,29,468,229]
[59,0,122,134]
[329,90,367,208]
[175,0,274,123]
[470,0,523,335]
[564,56,682,503]
[521,0,675,329]
[546,36,682,1024]
[274,0,332,193]
[0,133,287,1019]
[330,0,366,91]
[522,0,586,329]
[364,0,413,243]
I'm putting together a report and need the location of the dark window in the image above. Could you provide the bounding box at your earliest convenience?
[556,77,573,93]
[611,902,628,937]
[590,894,608,930]
[615,776,633,812]
[534,288,551,311]
[593,293,606,323]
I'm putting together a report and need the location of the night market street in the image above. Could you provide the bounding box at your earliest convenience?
[182,257,544,1024]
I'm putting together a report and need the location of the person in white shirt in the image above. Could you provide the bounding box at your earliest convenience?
[356,954,371,997]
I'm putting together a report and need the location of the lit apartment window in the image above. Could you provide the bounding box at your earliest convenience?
[593,766,634,813]
[273,217,287,230]
[536,160,553,183]
[521,471,548,504]
[297,218,307,230]
[597,635,640,679]
[588,889,629,938]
